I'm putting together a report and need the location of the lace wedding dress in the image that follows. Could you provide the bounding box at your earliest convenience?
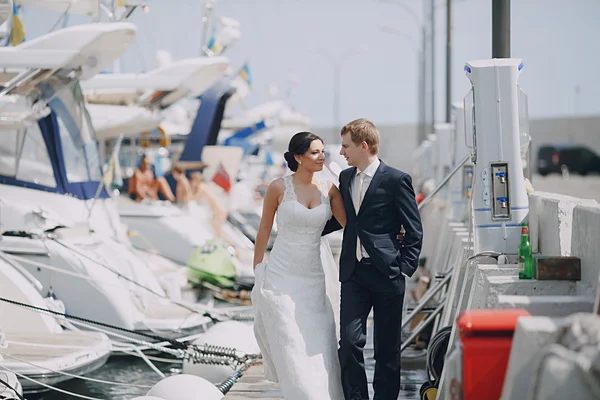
[251,174,343,400]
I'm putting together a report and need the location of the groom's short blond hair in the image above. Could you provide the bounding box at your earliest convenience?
[340,118,380,155]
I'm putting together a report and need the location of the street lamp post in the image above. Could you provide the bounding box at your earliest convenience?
[200,0,215,54]
[312,45,368,130]
[379,26,426,148]
[377,0,429,143]
[446,0,452,123]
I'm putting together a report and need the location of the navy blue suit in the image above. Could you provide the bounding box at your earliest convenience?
[323,160,423,400]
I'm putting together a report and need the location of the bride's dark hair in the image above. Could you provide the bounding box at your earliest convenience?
[284,131,323,172]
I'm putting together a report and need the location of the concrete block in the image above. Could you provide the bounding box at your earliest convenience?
[435,227,468,278]
[500,316,567,400]
[535,345,600,400]
[571,204,600,297]
[446,253,497,349]
[595,274,600,315]
[529,191,597,257]
[446,233,469,271]
[441,237,472,327]
[430,221,464,275]
[421,202,446,260]
[528,193,543,254]
[534,313,600,400]
[442,227,468,269]
[436,345,462,400]
[484,276,577,308]
[496,294,595,317]
[467,264,518,310]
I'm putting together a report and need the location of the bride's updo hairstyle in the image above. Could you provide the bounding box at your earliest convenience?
[284,131,323,172]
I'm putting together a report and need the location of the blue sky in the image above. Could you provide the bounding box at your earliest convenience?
[19,0,600,127]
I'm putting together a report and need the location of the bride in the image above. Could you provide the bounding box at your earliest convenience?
[251,131,346,400]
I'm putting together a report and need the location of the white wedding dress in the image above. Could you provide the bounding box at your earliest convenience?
[251,174,344,400]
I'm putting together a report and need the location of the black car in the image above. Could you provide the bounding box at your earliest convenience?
[537,145,600,176]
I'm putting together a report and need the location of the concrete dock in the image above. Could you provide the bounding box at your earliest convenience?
[224,364,283,399]
[223,318,427,399]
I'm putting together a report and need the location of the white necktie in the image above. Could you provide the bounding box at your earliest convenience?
[355,172,365,261]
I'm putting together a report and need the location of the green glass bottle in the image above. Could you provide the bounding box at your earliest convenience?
[518,222,533,279]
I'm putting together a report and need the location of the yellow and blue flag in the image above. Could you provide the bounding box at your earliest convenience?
[10,4,25,46]
[237,62,252,87]
[205,33,225,56]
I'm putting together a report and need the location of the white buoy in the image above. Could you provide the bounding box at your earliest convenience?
[147,374,223,400]
[183,320,259,383]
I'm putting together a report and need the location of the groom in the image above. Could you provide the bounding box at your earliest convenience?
[324,118,423,400]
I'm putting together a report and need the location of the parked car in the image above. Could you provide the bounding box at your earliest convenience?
[537,144,600,176]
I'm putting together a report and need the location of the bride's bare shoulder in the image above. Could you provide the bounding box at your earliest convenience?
[266,177,285,196]
[270,177,285,189]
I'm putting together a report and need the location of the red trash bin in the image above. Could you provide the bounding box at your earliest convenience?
[457,309,531,400]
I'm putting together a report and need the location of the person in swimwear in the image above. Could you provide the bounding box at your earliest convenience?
[128,155,175,202]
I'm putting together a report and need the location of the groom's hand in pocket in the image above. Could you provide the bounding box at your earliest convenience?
[396,228,406,245]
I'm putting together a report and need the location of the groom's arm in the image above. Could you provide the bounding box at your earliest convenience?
[322,170,347,236]
[393,172,423,278]
[322,216,342,236]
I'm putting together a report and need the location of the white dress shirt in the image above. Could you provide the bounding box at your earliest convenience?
[350,158,380,259]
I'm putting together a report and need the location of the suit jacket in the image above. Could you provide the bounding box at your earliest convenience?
[323,161,423,282]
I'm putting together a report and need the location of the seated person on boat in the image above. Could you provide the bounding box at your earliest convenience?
[172,165,193,204]
[128,154,175,202]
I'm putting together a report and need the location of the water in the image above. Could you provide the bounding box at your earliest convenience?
[30,357,182,399]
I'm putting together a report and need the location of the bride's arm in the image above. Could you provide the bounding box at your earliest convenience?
[253,179,284,269]
[328,183,346,228]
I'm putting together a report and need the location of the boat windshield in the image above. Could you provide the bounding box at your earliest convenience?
[54,82,102,183]
[0,125,56,187]
[57,115,102,182]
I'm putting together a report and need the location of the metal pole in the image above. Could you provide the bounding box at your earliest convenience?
[333,61,341,131]
[401,271,453,329]
[430,0,435,127]
[401,301,445,352]
[420,26,428,144]
[492,0,510,58]
[417,49,424,144]
[201,1,215,54]
[112,0,120,73]
[445,0,452,123]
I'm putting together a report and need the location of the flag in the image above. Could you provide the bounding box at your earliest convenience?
[212,163,232,193]
[205,33,225,56]
[265,150,274,166]
[237,62,252,87]
[10,4,25,46]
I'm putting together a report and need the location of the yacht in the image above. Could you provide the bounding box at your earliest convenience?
[0,254,111,393]
[0,22,212,341]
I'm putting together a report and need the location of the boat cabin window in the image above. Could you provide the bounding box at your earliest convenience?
[0,129,20,178]
[0,126,56,187]
[57,115,102,183]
